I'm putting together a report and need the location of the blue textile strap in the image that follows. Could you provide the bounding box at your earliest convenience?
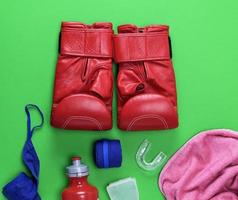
[2,104,44,200]
[94,139,122,168]
[102,141,109,168]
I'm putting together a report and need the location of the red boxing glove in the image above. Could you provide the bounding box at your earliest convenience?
[51,22,113,130]
[113,24,178,131]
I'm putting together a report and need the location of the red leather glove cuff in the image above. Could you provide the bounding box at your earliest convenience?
[113,33,170,63]
[60,22,113,58]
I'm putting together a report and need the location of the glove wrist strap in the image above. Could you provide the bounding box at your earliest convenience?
[113,33,171,63]
[60,30,113,58]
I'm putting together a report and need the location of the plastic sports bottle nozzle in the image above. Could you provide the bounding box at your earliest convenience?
[62,157,99,200]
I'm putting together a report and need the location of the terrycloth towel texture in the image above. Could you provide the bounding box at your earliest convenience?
[159,129,238,200]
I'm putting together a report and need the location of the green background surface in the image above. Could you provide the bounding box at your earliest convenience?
[1,0,238,199]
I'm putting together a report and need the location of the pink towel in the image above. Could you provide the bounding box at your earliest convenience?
[159,129,238,200]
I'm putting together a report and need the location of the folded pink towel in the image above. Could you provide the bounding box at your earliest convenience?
[159,129,238,200]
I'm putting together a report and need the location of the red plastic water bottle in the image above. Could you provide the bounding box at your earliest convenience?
[62,157,99,200]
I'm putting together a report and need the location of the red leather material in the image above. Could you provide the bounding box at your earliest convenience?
[51,22,113,130]
[114,24,178,131]
[113,33,170,62]
[61,22,113,58]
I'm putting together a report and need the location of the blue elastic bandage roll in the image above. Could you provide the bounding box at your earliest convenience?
[94,139,122,168]
[2,104,44,200]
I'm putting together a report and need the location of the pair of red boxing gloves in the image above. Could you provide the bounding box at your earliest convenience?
[51,22,178,131]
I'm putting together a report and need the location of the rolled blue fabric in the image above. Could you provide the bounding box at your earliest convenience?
[2,104,44,200]
[94,139,122,168]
